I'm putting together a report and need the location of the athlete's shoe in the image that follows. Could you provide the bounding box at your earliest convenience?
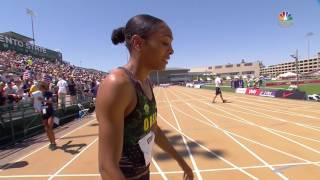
[49,143,57,151]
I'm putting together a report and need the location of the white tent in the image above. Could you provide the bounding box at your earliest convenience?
[309,70,320,76]
[277,72,298,78]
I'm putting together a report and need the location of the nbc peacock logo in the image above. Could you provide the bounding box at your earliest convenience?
[278,11,293,27]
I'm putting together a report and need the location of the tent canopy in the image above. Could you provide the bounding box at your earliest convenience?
[277,72,298,78]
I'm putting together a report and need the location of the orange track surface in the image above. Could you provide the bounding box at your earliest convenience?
[1,86,320,180]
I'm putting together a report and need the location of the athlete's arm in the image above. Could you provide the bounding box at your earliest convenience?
[154,125,194,180]
[96,71,132,180]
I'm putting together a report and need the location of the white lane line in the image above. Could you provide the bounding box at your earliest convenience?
[173,89,320,154]
[0,118,96,172]
[301,124,320,130]
[152,158,168,180]
[0,175,50,178]
[170,105,320,168]
[163,90,203,180]
[158,113,258,180]
[188,101,320,143]
[157,98,208,104]
[176,87,320,134]
[185,102,288,179]
[48,138,98,180]
[152,89,165,180]
[290,105,320,113]
[206,103,320,155]
[214,89,319,118]
[181,87,319,119]
[227,103,320,132]
[234,95,319,109]
[216,91,317,108]
[1,160,320,178]
[223,97,319,120]
[154,87,161,100]
[166,89,287,179]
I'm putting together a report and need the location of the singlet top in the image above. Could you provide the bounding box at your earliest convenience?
[42,91,53,110]
[118,67,157,179]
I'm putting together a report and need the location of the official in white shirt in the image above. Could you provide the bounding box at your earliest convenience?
[212,75,227,103]
[57,76,68,109]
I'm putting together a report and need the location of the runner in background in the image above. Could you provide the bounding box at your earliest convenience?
[212,75,227,103]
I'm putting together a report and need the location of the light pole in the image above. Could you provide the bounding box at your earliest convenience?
[290,49,299,86]
[26,8,36,45]
[306,32,314,60]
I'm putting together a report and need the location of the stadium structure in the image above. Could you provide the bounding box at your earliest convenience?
[260,53,320,77]
[0,31,62,62]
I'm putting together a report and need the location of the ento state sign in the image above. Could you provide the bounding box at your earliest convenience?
[0,31,62,62]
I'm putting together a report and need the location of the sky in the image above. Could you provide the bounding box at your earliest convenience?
[1,0,320,72]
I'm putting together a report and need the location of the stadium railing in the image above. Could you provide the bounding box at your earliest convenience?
[0,94,94,147]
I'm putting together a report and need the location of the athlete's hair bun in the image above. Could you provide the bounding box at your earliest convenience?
[111,27,125,45]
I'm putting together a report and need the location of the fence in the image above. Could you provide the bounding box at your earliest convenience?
[0,94,94,147]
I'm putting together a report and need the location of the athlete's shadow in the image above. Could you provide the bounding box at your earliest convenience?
[89,123,99,126]
[213,100,232,104]
[57,141,87,155]
[153,130,226,161]
[0,161,28,170]
[224,100,232,103]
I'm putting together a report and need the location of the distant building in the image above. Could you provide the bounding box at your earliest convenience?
[260,53,320,77]
[149,67,190,84]
[190,60,262,78]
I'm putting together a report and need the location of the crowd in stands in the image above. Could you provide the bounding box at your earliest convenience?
[0,50,105,108]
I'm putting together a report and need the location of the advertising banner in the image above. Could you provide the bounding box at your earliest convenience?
[259,90,277,97]
[275,90,307,100]
[245,88,262,96]
[236,88,247,94]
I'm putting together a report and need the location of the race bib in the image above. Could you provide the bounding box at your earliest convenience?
[138,131,155,165]
[42,108,47,114]
[42,106,48,114]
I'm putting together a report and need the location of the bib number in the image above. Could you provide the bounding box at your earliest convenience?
[42,108,47,114]
[138,131,155,165]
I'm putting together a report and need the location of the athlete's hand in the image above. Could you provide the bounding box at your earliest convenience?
[180,161,194,180]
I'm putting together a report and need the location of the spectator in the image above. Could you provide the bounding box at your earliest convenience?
[68,78,77,105]
[29,81,39,95]
[57,76,68,109]
[83,81,90,100]
[0,82,6,106]
[4,81,18,104]
[23,79,31,94]
[31,84,43,112]
[1,50,106,106]
[15,78,24,98]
